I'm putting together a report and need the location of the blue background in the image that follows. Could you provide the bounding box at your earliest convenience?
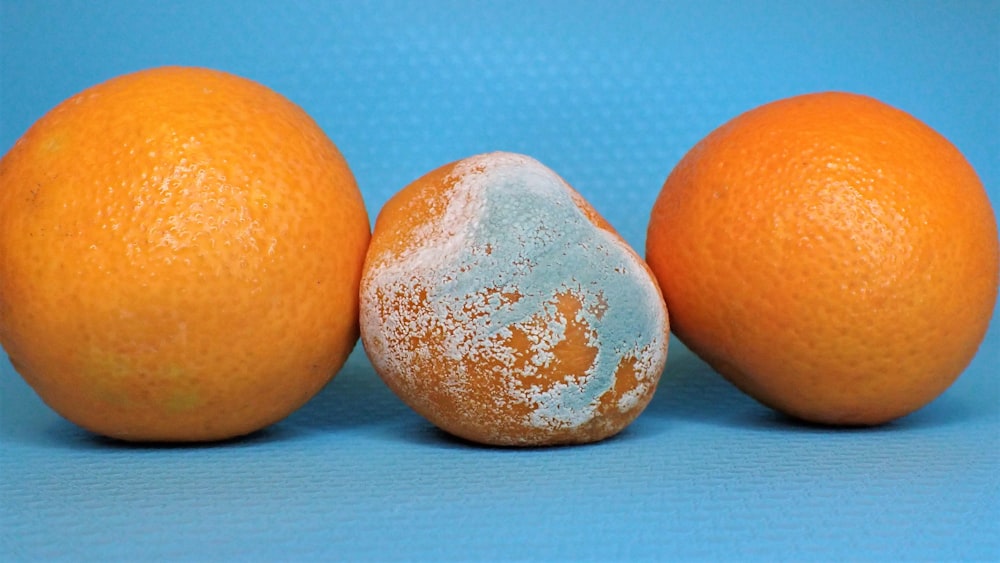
[2,1,998,560]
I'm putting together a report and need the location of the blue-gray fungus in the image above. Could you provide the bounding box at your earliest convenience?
[360,152,669,446]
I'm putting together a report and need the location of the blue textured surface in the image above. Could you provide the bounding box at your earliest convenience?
[1,1,998,560]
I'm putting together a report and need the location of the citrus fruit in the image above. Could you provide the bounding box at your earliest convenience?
[360,152,669,446]
[0,66,371,442]
[646,92,999,426]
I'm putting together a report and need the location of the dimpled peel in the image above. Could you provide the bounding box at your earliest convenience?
[360,152,669,446]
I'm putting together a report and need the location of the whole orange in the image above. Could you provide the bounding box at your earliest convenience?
[646,92,998,426]
[360,152,669,446]
[0,66,371,442]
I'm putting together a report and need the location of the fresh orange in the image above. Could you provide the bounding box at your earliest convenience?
[646,92,999,426]
[360,152,669,446]
[0,66,370,442]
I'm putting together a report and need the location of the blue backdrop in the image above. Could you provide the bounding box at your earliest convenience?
[2,1,998,560]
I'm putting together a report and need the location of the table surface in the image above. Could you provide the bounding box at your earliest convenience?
[2,1,998,561]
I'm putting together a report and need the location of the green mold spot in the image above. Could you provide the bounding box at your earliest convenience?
[83,348,135,407]
[83,351,198,412]
[165,391,201,413]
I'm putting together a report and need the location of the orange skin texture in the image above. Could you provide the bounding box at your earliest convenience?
[360,153,669,446]
[0,66,371,442]
[646,92,999,425]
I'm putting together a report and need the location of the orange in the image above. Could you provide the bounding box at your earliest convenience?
[646,92,999,426]
[360,152,669,446]
[0,66,371,442]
